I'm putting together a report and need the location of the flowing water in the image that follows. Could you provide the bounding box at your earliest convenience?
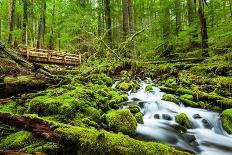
[121,79,232,155]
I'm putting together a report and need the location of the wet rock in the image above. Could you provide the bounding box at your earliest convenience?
[171,124,187,133]
[202,119,213,129]
[131,97,140,101]
[154,114,160,119]
[162,114,173,121]
[138,102,145,108]
[182,133,196,143]
[193,114,202,119]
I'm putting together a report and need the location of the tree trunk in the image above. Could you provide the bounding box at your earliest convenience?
[128,0,135,35]
[37,0,46,49]
[22,0,28,45]
[198,0,208,50]
[122,0,129,38]
[160,0,170,39]
[0,18,2,41]
[175,0,181,35]
[97,0,103,36]
[104,0,112,48]
[8,0,16,45]
[49,0,55,50]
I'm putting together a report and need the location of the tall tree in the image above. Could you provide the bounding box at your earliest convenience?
[49,0,56,50]
[8,0,16,44]
[175,0,181,35]
[22,0,28,44]
[128,0,135,35]
[122,0,129,38]
[104,0,112,48]
[198,0,208,50]
[37,0,46,49]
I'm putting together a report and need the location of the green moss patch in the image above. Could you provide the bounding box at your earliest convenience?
[221,109,232,134]
[175,113,192,130]
[105,109,137,135]
[162,94,179,104]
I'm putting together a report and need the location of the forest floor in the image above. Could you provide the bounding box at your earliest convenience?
[0,45,231,155]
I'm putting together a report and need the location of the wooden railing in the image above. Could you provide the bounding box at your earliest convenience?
[18,45,82,66]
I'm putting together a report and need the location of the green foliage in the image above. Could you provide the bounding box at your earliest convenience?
[105,109,137,135]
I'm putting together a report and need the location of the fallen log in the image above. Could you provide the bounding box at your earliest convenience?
[0,150,46,155]
[0,113,57,139]
[0,113,192,155]
[145,58,205,64]
[0,96,14,104]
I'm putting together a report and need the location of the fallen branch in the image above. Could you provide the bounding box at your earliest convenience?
[0,96,14,105]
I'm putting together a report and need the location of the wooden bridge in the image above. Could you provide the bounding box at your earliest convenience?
[18,45,82,66]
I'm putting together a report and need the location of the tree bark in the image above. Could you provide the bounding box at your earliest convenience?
[104,0,112,48]
[8,0,16,45]
[175,0,181,35]
[0,112,58,139]
[160,0,170,39]
[128,0,135,35]
[122,0,129,38]
[22,0,28,45]
[198,0,208,50]
[49,0,55,50]
[37,0,46,49]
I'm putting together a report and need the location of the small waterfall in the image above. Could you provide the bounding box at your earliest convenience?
[124,80,232,155]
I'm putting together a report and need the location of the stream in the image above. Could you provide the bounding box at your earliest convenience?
[120,79,232,155]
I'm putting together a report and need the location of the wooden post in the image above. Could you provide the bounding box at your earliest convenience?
[79,54,82,64]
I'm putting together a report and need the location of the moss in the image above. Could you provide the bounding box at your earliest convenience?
[105,109,137,135]
[179,97,199,108]
[55,125,191,155]
[176,88,193,95]
[193,91,232,109]
[116,81,140,92]
[175,113,192,129]
[160,86,176,94]
[180,94,193,101]
[135,112,144,124]
[221,109,232,134]
[162,94,179,104]
[0,131,36,150]
[22,142,59,154]
[4,75,44,87]
[145,85,153,91]
[128,104,141,113]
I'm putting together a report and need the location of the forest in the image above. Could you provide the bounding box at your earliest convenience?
[0,0,232,154]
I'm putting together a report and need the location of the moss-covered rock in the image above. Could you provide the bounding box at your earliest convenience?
[105,109,137,135]
[21,142,59,154]
[176,88,193,95]
[162,94,179,104]
[145,85,153,91]
[221,109,232,134]
[128,104,141,113]
[135,112,144,124]
[116,81,140,92]
[180,95,199,108]
[160,86,176,94]
[175,113,192,130]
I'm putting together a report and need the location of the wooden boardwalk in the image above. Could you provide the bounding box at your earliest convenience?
[18,45,82,66]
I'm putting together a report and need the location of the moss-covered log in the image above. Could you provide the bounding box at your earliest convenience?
[0,113,191,155]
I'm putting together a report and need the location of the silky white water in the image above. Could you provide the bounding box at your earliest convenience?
[124,79,232,155]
